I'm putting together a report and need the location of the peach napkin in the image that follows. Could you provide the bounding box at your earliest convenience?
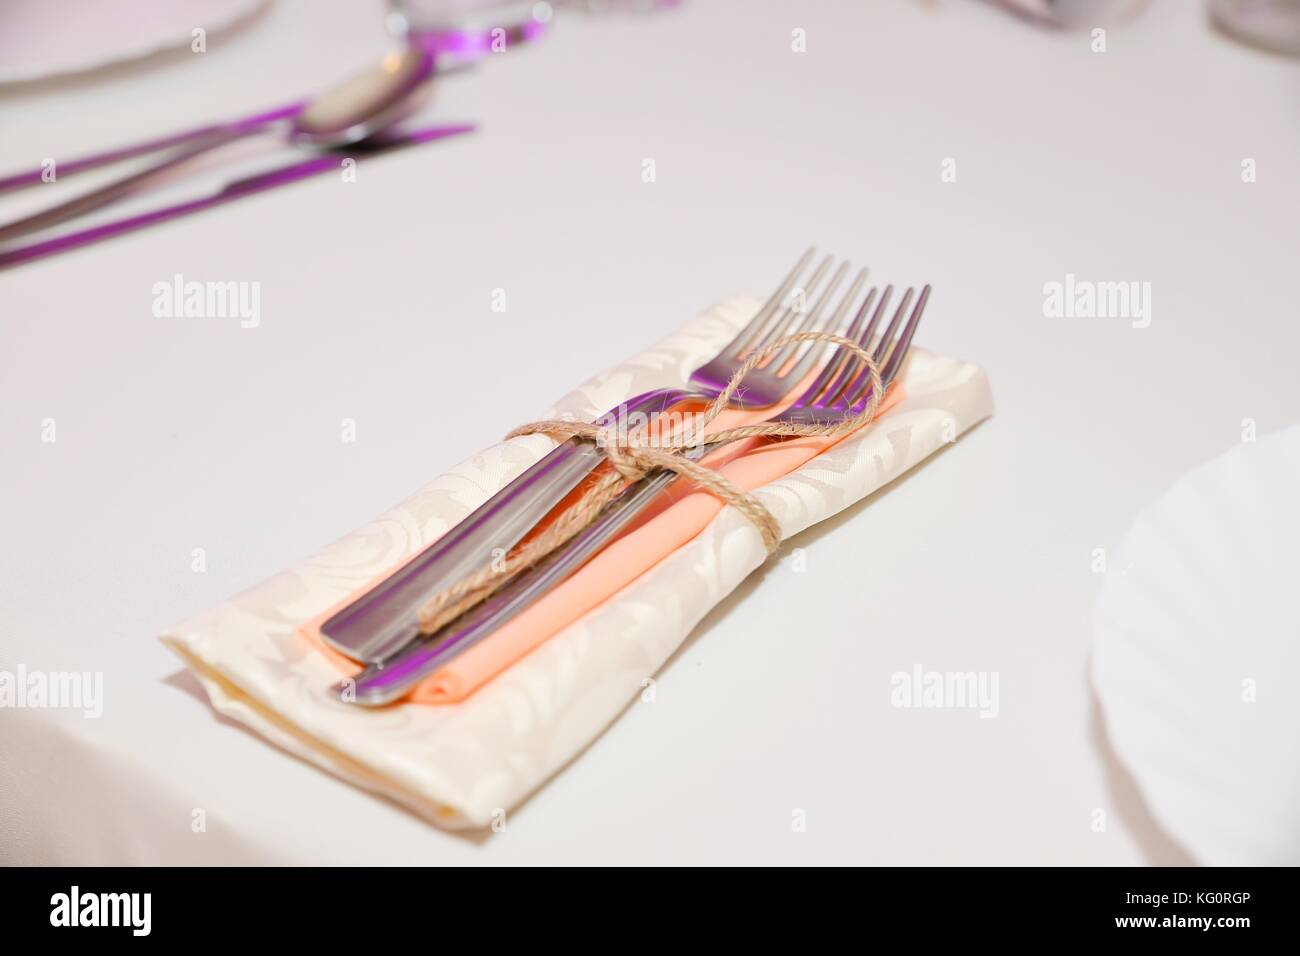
[162,296,993,828]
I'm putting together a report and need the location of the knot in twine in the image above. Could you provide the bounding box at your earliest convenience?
[416,331,884,635]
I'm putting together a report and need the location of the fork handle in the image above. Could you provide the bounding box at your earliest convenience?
[344,456,692,705]
[317,386,698,663]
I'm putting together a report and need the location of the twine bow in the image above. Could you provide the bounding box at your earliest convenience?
[416,331,885,635]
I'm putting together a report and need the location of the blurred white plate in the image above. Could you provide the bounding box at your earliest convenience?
[0,0,271,85]
[1093,424,1300,865]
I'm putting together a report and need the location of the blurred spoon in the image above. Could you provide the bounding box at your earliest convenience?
[0,47,435,241]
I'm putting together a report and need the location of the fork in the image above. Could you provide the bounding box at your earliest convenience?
[342,277,929,705]
[318,248,863,663]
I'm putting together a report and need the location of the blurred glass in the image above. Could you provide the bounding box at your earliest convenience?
[387,0,676,35]
[551,0,681,11]
[387,0,541,37]
[386,0,548,64]
[988,0,1149,28]
[1210,0,1300,56]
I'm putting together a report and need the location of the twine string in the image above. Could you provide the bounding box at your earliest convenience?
[415,331,884,635]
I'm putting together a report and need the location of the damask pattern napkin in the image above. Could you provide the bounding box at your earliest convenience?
[162,297,994,829]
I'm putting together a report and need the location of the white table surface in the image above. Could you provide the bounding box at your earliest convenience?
[2,0,1297,865]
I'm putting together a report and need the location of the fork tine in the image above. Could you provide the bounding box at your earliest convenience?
[811,285,893,408]
[774,265,868,385]
[803,282,880,405]
[844,287,917,407]
[730,249,820,357]
[765,260,852,374]
[879,284,929,386]
[856,282,894,354]
[733,251,821,358]
[742,254,834,358]
[872,287,913,365]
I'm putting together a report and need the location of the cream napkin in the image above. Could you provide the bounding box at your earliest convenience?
[163,297,994,828]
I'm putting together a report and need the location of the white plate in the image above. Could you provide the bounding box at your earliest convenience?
[1092,424,1300,865]
[0,0,271,86]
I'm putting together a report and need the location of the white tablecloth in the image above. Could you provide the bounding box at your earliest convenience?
[3,0,1297,864]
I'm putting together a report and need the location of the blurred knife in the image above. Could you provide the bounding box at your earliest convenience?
[0,123,475,271]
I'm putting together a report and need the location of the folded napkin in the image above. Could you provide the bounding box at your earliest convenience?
[163,296,994,828]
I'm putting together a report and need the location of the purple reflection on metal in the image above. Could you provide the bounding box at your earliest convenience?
[408,17,548,59]
[0,124,475,270]
[0,104,307,195]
